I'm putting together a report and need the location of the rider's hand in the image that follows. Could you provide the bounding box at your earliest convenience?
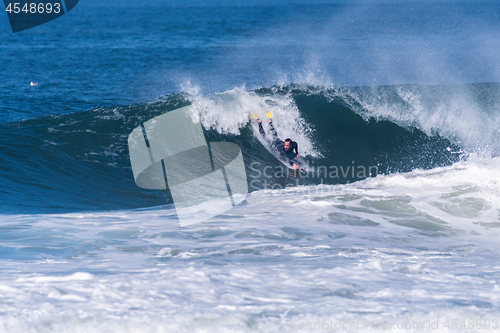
[297,154,300,157]
[292,163,299,170]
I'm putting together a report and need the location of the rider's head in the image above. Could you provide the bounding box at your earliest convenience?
[284,138,292,151]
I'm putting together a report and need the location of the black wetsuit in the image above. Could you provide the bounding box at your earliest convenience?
[258,120,299,163]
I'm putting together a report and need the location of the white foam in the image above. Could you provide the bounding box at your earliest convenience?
[332,84,500,155]
[183,86,320,157]
[0,159,499,332]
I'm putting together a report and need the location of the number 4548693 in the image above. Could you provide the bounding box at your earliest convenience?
[444,319,498,330]
[5,3,61,14]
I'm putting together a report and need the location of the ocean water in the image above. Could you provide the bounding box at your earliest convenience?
[1,0,500,332]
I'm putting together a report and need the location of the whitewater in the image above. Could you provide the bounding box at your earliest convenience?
[1,0,500,332]
[1,158,500,332]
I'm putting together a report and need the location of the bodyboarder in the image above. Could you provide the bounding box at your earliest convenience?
[254,112,301,170]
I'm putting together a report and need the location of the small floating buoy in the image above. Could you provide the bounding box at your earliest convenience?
[30,81,39,86]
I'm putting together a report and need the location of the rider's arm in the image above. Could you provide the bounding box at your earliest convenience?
[293,141,299,156]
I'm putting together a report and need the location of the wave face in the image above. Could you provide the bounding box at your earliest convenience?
[2,83,499,214]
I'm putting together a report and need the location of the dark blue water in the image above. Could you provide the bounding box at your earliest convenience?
[1,0,499,122]
[1,0,499,213]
